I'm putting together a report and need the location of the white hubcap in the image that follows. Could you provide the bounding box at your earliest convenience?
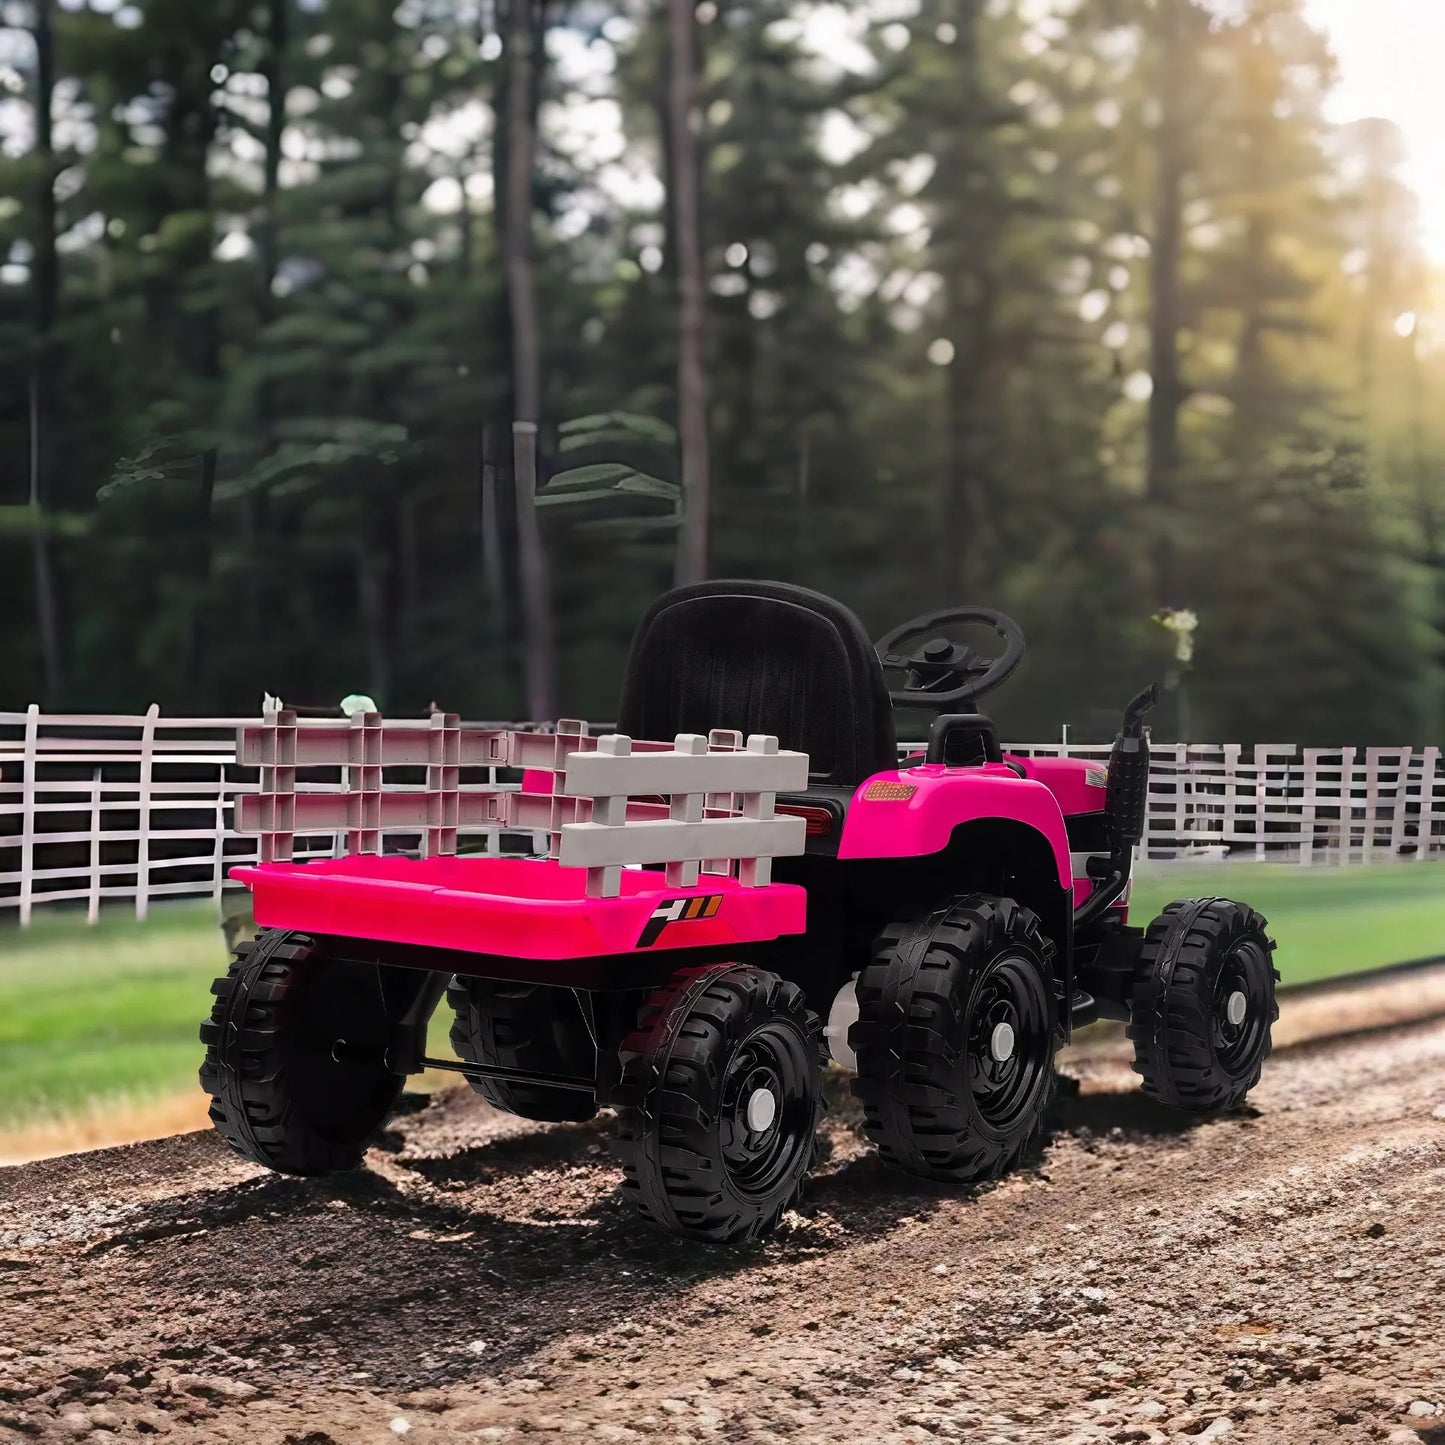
[745,1087,777,1132]
[1226,991,1248,1027]
[990,1021,1016,1063]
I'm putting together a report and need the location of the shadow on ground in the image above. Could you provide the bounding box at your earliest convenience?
[50,1097,956,1395]
[13,1060,1257,1400]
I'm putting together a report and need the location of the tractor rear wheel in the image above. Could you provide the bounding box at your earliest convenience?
[1129,898,1278,1113]
[851,895,1058,1184]
[199,929,404,1175]
[612,963,823,1244]
[446,978,597,1122]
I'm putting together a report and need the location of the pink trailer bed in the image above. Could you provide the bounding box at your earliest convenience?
[227,711,812,986]
[235,853,806,968]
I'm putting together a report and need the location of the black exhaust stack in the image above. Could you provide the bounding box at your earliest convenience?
[1073,683,1159,931]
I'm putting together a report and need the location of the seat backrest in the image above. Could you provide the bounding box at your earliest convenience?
[616,580,898,787]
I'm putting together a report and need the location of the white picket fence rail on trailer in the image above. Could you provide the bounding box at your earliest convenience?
[3,706,1444,927]
[234,710,810,898]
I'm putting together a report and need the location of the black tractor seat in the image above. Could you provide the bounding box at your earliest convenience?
[616,580,898,789]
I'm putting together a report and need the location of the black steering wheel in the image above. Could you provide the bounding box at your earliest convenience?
[875,607,1026,709]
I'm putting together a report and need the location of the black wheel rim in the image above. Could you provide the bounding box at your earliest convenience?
[716,1021,815,1200]
[966,949,1052,1138]
[1211,939,1273,1076]
[287,959,399,1141]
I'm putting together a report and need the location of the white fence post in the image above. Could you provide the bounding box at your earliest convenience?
[88,768,102,925]
[1299,746,1315,869]
[1341,745,1358,864]
[1170,741,1190,856]
[19,703,38,928]
[212,791,227,916]
[135,702,159,922]
[1250,746,1266,863]
[1387,748,1412,858]
[1421,745,1443,860]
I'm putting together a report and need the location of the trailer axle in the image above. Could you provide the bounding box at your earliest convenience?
[330,1039,594,1092]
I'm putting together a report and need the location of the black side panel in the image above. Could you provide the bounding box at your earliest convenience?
[315,933,760,993]
[1065,811,1110,853]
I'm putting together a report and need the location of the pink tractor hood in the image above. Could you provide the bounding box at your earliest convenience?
[837,763,1074,892]
[1009,754,1109,817]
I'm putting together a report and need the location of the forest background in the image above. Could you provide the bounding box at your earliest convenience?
[2,0,1440,745]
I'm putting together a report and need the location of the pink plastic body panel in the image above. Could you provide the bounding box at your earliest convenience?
[1007,755,1107,817]
[996,755,1119,909]
[233,855,807,960]
[837,764,1073,893]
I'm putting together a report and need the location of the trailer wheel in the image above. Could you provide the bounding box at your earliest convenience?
[199,929,403,1175]
[612,963,823,1244]
[851,895,1058,1184]
[446,978,597,1122]
[1129,898,1278,1113]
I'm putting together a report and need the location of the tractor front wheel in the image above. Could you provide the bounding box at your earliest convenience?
[1129,898,1278,1113]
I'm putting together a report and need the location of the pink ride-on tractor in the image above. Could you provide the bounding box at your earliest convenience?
[200,581,1278,1244]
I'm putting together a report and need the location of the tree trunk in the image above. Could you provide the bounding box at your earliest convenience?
[259,0,287,299]
[667,0,711,586]
[458,156,475,282]
[247,0,288,642]
[504,0,557,720]
[1356,123,1390,406]
[479,420,508,630]
[178,50,226,705]
[29,0,63,706]
[1407,338,1445,740]
[1147,0,1188,607]
[356,535,393,706]
[1227,17,1272,462]
[1231,216,1269,455]
[187,447,218,703]
[654,54,678,290]
[938,0,995,603]
[943,273,997,602]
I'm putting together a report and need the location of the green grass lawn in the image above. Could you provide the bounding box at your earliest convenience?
[3,862,1445,1133]
[1131,862,1445,986]
[0,902,229,1130]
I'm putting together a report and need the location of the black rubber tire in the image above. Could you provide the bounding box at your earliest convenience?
[1129,897,1279,1113]
[199,929,404,1175]
[850,895,1058,1184]
[612,963,823,1244]
[445,977,597,1123]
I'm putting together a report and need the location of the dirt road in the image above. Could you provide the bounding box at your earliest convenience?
[3,971,1444,1445]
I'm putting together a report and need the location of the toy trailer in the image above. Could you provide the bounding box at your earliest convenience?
[201,580,1279,1244]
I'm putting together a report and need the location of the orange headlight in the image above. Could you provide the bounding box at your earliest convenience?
[862,780,918,802]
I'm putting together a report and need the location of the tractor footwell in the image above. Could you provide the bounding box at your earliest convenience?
[2,971,1444,1445]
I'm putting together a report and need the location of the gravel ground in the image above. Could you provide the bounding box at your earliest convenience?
[2,970,1443,1445]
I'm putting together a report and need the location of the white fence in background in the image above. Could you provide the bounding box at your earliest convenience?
[3,707,1444,926]
[0,706,535,928]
